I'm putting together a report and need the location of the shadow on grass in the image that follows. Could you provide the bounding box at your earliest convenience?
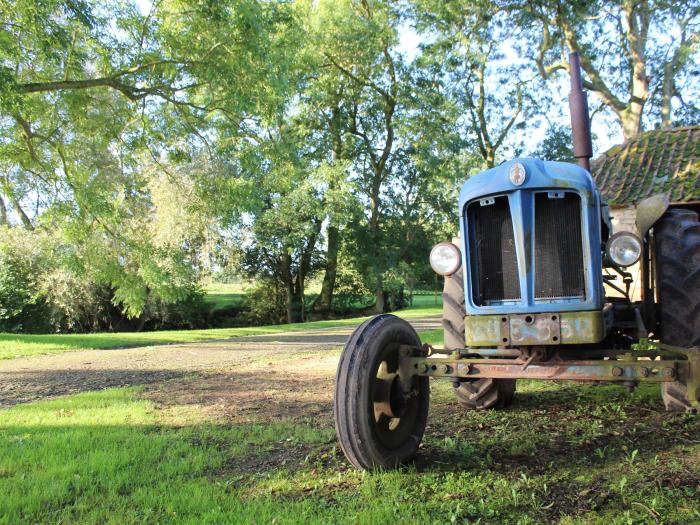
[2,376,699,523]
[0,369,189,406]
[418,383,700,480]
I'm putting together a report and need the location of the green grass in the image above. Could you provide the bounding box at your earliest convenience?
[0,388,334,524]
[417,328,443,346]
[202,281,331,311]
[409,293,442,308]
[0,304,441,360]
[203,282,247,310]
[2,380,698,524]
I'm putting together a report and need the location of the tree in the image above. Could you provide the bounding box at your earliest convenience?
[295,8,359,315]
[0,0,299,317]
[317,0,407,313]
[410,1,533,169]
[223,127,326,324]
[508,0,700,139]
[530,124,575,162]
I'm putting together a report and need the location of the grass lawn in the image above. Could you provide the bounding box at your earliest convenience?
[409,292,442,308]
[2,378,698,524]
[0,305,441,360]
[203,285,245,311]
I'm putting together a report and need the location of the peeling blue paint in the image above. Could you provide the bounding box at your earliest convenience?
[458,158,603,315]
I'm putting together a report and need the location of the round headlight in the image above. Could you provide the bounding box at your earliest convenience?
[430,242,462,276]
[606,232,642,267]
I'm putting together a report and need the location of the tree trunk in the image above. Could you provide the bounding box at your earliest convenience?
[286,284,295,324]
[316,224,339,313]
[295,273,305,323]
[315,104,343,314]
[660,61,674,130]
[619,103,644,141]
[0,195,7,225]
[485,147,495,168]
[9,194,33,230]
[374,282,385,314]
[370,174,384,315]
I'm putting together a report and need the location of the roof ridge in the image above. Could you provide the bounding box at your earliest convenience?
[594,126,700,160]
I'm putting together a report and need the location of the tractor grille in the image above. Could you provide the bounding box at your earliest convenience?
[466,191,586,306]
[534,192,585,299]
[468,196,520,305]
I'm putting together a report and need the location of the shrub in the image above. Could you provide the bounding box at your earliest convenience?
[240,280,287,325]
[0,227,52,332]
[141,286,209,330]
[332,267,373,313]
[39,269,116,332]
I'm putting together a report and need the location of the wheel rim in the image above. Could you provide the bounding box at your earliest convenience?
[370,342,421,450]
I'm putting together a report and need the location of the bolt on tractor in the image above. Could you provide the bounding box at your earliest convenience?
[333,52,700,470]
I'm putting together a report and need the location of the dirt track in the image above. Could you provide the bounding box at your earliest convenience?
[0,317,440,407]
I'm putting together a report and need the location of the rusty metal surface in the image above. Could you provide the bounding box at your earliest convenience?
[407,356,684,383]
[569,52,593,171]
[654,343,700,407]
[464,310,604,346]
[510,313,560,345]
[559,310,605,344]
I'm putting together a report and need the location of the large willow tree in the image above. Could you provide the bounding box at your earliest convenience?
[0,0,299,316]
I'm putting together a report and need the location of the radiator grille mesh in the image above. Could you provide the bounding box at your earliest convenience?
[468,197,520,304]
[534,192,585,299]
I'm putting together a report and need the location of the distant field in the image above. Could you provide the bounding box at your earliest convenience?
[0,304,441,360]
[203,282,249,311]
[409,292,441,307]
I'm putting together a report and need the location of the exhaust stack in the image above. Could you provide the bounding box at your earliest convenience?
[568,52,593,171]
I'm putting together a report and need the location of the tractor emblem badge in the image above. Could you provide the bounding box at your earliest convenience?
[509,162,526,186]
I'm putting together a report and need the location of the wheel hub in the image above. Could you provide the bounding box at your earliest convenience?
[373,362,408,420]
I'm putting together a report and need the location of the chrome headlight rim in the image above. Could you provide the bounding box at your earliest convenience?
[429,242,462,276]
[606,231,642,267]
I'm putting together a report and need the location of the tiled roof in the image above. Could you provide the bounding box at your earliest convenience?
[591,126,700,206]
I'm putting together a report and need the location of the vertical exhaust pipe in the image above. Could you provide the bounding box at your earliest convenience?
[568,52,593,171]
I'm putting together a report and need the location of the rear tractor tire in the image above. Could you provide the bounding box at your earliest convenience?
[654,208,700,413]
[334,314,430,470]
[443,269,516,409]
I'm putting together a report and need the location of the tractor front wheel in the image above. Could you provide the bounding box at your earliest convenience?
[333,314,429,470]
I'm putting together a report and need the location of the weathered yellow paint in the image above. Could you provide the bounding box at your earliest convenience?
[464,315,507,346]
[559,310,605,344]
[464,310,605,346]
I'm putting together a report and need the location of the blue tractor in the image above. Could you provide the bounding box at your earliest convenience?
[333,53,699,470]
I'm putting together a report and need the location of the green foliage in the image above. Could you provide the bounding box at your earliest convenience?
[239,280,288,326]
[507,0,700,138]
[0,227,51,332]
[531,124,576,163]
[0,0,300,322]
[331,266,373,312]
[1,0,696,329]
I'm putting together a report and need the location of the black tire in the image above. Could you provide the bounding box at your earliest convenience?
[333,314,429,470]
[454,377,517,410]
[443,269,516,409]
[654,208,700,413]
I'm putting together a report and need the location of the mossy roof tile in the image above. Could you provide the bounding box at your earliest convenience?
[591,126,700,205]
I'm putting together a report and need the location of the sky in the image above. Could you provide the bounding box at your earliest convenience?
[397,22,622,160]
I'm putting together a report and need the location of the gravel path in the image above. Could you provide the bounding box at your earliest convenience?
[0,316,440,407]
